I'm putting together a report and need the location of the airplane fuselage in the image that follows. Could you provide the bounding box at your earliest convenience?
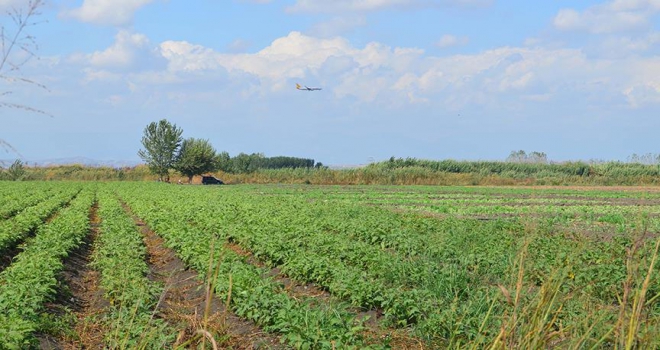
[296,84,322,91]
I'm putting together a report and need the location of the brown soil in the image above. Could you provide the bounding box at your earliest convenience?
[38,202,107,349]
[225,242,426,348]
[122,203,282,349]
[0,243,23,272]
[225,242,332,303]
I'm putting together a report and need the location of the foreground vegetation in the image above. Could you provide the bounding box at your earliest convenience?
[1,182,660,348]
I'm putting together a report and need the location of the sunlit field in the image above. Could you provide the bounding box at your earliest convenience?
[2,182,660,348]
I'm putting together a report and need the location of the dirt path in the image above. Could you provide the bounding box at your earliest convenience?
[121,202,282,349]
[39,202,107,349]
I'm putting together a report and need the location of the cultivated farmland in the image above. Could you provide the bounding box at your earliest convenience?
[1,182,660,349]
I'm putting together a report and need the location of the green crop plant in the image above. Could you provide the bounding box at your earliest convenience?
[0,189,93,348]
[90,188,174,348]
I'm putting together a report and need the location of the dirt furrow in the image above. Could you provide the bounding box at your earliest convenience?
[0,192,80,273]
[39,201,107,349]
[225,241,333,303]
[121,202,282,349]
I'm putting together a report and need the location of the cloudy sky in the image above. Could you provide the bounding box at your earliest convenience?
[2,0,660,165]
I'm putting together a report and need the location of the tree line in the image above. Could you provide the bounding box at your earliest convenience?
[138,119,322,182]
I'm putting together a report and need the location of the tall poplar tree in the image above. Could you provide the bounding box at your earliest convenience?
[138,119,183,182]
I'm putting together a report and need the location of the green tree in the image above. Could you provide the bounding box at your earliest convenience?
[7,160,26,181]
[138,119,183,182]
[174,138,218,183]
[215,151,231,172]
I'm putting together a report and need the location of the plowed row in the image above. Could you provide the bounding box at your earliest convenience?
[2,182,660,349]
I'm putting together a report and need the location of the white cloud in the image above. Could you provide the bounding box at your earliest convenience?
[56,30,660,110]
[287,0,491,13]
[162,32,358,81]
[153,32,660,108]
[554,0,660,34]
[623,58,660,107]
[68,30,167,85]
[89,31,150,68]
[62,0,156,26]
[436,34,469,48]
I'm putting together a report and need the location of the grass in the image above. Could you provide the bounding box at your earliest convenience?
[8,159,660,185]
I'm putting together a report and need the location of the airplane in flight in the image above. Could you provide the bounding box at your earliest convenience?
[296,83,322,91]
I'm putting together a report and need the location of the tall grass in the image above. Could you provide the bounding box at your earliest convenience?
[7,159,660,185]
[453,222,660,349]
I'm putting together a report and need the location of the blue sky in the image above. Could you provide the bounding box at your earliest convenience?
[2,0,660,165]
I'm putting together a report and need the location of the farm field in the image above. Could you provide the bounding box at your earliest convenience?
[1,182,660,348]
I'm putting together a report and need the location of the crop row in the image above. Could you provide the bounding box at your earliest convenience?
[0,186,81,254]
[0,187,56,220]
[0,189,94,349]
[116,184,520,343]
[124,184,660,345]
[0,182,50,209]
[117,185,372,349]
[91,189,173,348]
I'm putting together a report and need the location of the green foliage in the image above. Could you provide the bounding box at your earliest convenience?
[215,150,232,172]
[0,188,93,348]
[8,157,660,185]
[118,184,369,349]
[6,160,26,181]
[137,119,183,182]
[174,138,219,182]
[0,186,79,253]
[2,182,660,348]
[220,152,319,174]
[92,189,174,348]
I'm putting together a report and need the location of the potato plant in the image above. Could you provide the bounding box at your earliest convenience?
[90,189,173,348]
[0,186,80,253]
[0,189,93,348]
[0,182,659,348]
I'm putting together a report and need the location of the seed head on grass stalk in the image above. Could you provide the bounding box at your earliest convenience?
[614,225,660,350]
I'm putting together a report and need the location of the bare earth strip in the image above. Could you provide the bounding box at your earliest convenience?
[121,203,282,349]
[39,202,107,349]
